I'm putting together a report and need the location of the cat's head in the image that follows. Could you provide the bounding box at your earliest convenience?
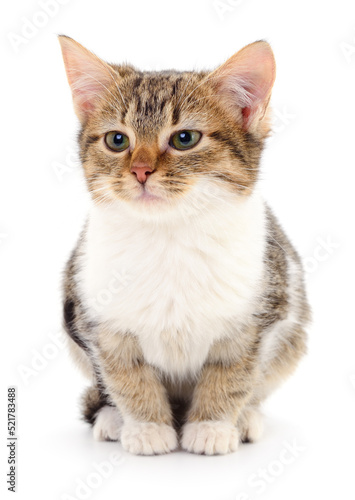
[59,36,275,219]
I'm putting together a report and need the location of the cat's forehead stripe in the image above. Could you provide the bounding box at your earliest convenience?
[119,71,200,128]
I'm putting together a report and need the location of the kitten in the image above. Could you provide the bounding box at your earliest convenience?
[59,36,310,455]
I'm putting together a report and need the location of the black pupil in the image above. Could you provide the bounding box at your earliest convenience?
[179,131,191,144]
[113,134,124,145]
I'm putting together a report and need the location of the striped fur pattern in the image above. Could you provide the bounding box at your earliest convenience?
[59,36,310,455]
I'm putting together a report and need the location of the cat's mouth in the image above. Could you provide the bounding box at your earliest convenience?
[137,191,160,202]
[134,185,164,204]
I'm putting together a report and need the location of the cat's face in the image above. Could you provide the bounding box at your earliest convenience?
[59,37,275,217]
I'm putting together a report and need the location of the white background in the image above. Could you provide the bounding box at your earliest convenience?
[1,0,355,498]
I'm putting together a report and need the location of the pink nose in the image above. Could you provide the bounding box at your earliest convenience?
[131,163,154,184]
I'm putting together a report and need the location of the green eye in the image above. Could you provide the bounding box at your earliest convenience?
[170,130,202,150]
[105,131,130,152]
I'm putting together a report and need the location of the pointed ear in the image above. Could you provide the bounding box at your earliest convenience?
[209,41,276,131]
[58,35,115,124]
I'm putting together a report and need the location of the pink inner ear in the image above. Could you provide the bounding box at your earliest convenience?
[70,71,102,114]
[212,42,276,130]
[59,36,114,123]
[68,63,112,119]
[242,107,252,125]
[77,92,96,114]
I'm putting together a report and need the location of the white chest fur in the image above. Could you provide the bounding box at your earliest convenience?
[77,183,266,377]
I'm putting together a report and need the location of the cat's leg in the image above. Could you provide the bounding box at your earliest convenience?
[237,322,307,443]
[93,405,123,442]
[258,323,307,402]
[66,333,95,380]
[181,330,259,455]
[80,384,122,442]
[96,330,178,455]
[237,405,264,443]
[63,274,129,443]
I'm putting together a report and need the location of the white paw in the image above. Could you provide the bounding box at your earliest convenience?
[239,409,264,443]
[121,422,178,455]
[181,421,240,455]
[93,405,123,442]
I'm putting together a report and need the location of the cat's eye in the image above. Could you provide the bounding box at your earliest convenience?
[170,130,202,151]
[105,131,130,152]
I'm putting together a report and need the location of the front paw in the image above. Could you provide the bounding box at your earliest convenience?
[121,422,178,455]
[181,421,240,455]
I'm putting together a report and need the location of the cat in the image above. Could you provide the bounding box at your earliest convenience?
[59,35,310,456]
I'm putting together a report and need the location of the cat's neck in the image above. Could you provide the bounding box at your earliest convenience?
[87,181,265,242]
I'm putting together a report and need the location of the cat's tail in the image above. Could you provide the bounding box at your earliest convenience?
[81,385,108,424]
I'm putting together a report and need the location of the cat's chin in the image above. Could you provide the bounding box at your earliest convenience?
[123,189,172,217]
[135,190,163,204]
